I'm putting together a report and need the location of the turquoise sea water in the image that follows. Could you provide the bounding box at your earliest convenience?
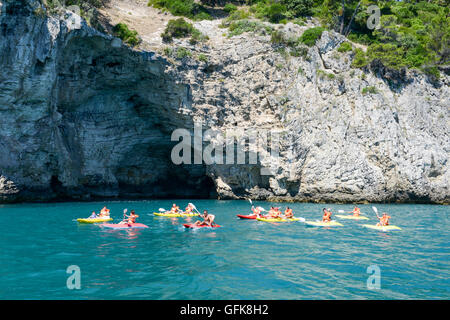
[0,200,448,299]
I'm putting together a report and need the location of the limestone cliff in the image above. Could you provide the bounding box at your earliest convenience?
[0,0,448,204]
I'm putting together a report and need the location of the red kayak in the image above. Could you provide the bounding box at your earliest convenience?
[101,223,149,229]
[183,223,221,229]
[236,214,257,220]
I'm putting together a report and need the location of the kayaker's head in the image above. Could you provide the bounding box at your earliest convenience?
[203,210,208,216]
[172,203,176,207]
[382,212,387,216]
[323,208,327,212]
[130,210,135,215]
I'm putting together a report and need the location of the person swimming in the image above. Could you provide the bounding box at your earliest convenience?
[193,210,215,227]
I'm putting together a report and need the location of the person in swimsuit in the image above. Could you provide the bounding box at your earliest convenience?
[89,211,98,219]
[194,210,215,227]
[350,206,361,217]
[322,208,332,222]
[251,206,262,217]
[170,203,180,214]
[376,212,391,226]
[267,207,276,218]
[99,206,110,217]
[119,210,139,225]
[284,207,294,219]
[184,204,196,215]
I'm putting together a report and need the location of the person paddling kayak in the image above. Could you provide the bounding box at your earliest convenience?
[268,207,282,218]
[119,210,139,225]
[193,210,216,227]
[99,206,110,217]
[322,208,332,222]
[170,203,180,214]
[376,212,391,226]
[251,206,262,217]
[350,206,361,217]
[184,204,194,214]
[283,207,294,219]
[89,211,98,219]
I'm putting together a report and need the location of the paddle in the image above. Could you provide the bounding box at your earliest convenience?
[372,206,381,219]
[119,208,128,224]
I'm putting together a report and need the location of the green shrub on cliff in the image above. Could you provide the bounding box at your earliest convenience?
[113,23,140,46]
[224,3,238,14]
[351,48,368,68]
[299,27,325,46]
[252,1,287,24]
[148,0,211,20]
[161,18,207,43]
[362,86,378,95]
[337,41,352,53]
[227,19,273,37]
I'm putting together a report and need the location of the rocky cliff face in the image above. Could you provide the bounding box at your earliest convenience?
[0,0,448,204]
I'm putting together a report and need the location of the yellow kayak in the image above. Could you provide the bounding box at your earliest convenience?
[304,220,343,227]
[256,217,302,222]
[77,217,113,224]
[153,212,198,217]
[363,224,402,231]
[335,215,369,220]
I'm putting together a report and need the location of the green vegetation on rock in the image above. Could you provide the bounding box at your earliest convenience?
[227,19,273,37]
[299,27,325,46]
[214,1,448,78]
[362,86,378,95]
[337,41,352,53]
[112,23,140,46]
[161,18,207,43]
[148,0,211,20]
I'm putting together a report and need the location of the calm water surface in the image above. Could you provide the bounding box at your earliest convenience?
[0,200,448,299]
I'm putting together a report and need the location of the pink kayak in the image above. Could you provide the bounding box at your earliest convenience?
[236,214,257,220]
[183,223,221,229]
[101,223,149,229]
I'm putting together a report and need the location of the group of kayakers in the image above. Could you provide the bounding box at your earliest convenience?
[88,206,111,219]
[249,206,295,219]
[321,206,391,226]
[166,203,217,227]
[167,203,197,215]
[85,204,392,227]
